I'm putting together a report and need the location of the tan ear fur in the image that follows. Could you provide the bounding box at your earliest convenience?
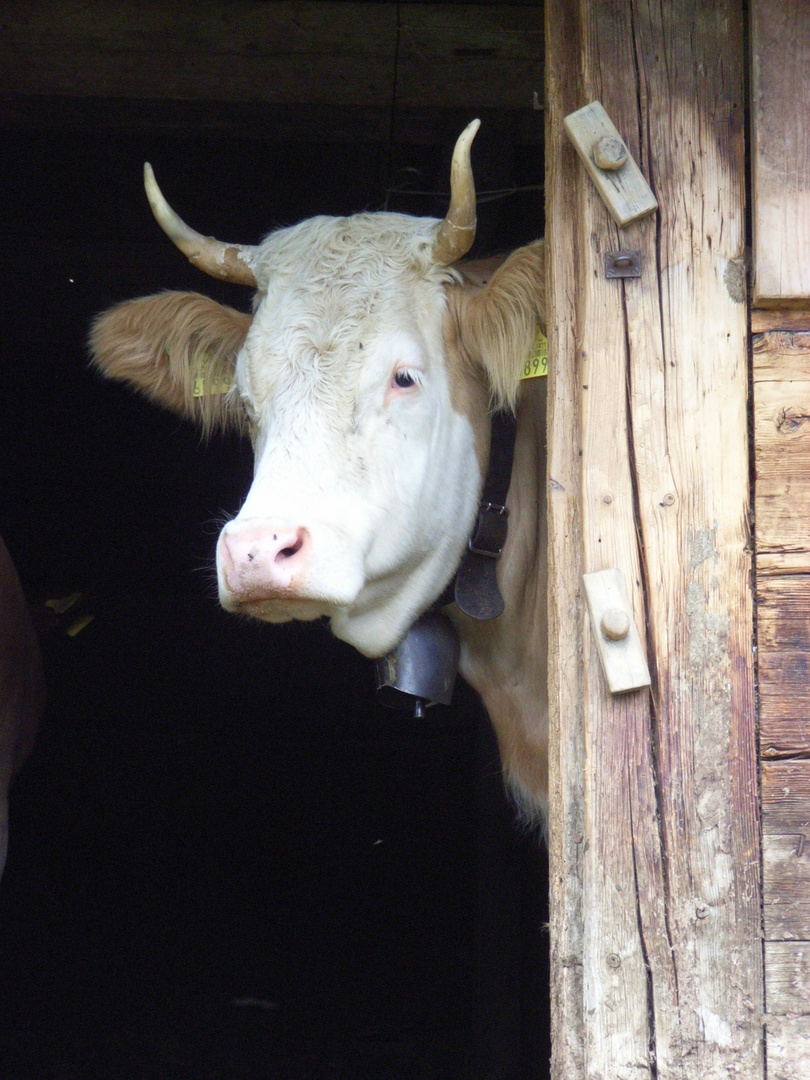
[89,291,252,435]
[450,239,546,411]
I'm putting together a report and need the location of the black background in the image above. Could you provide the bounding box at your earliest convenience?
[0,116,548,1079]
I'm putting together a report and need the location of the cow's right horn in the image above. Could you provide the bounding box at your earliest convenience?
[431,119,480,266]
[143,163,258,287]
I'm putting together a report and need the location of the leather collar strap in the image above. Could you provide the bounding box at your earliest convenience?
[452,408,517,620]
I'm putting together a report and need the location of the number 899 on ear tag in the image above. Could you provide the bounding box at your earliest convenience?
[521,326,548,380]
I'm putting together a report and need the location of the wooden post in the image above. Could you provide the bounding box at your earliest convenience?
[545,2,763,1077]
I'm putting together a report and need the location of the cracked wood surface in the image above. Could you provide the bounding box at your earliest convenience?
[546,2,762,1077]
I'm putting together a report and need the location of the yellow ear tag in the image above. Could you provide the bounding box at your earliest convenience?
[192,355,234,397]
[521,326,548,380]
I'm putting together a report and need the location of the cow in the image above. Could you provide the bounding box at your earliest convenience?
[90,121,549,822]
[0,534,45,881]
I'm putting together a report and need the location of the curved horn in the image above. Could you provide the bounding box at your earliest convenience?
[143,163,258,287]
[431,119,480,266]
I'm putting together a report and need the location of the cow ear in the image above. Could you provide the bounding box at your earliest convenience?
[455,239,546,411]
[89,291,252,435]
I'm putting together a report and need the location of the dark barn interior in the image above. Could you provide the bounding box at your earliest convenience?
[0,4,548,1077]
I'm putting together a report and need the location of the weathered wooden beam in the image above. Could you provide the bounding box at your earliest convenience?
[545,2,586,1075]
[752,309,810,334]
[546,1,761,1076]
[0,1,543,112]
[751,0,810,305]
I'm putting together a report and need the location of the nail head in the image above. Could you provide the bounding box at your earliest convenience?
[593,135,628,171]
[601,609,631,641]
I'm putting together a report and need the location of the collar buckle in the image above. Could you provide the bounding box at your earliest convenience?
[467,501,509,558]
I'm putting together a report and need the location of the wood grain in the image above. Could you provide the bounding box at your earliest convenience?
[752,310,810,334]
[0,1,544,111]
[765,941,810,1014]
[764,833,810,939]
[546,1,761,1077]
[754,332,810,571]
[545,2,586,1075]
[751,0,810,304]
[766,1017,810,1080]
[757,582,810,756]
[754,329,810,767]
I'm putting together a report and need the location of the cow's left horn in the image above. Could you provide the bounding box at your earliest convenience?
[431,119,480,266]
[143,163,258,287]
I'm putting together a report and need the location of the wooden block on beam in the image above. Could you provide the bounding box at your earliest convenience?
[582,568,650,694]
[751,0,810,305]
[563,101,658,227]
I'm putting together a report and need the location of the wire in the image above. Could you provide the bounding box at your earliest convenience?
[384,184,545,206]
[384,1,403,211]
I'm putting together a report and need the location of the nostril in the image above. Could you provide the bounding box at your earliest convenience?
[274,532,305,563]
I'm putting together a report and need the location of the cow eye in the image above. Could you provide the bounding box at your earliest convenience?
[393,369,417,389]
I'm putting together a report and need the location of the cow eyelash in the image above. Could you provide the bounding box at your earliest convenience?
[392,368,421,390]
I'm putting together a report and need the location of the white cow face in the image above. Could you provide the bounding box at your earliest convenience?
[215,215,485,656]
[89,123,543,660]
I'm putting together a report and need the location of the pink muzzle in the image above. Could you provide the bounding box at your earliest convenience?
[218,522,310,601]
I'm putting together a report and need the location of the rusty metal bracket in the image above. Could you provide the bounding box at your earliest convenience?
[605,250,641,279]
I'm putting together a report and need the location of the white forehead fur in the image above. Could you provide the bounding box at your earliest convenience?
[251,212,459,295]
[237,213,461,405]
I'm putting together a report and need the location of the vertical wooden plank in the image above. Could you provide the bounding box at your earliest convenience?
[751,0,810,305]
[545,2,586,1075]
[626,6,762,1075]
[546,1,762,1077]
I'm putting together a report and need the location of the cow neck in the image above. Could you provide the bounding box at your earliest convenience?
[374,409,517,718]
[440,408,518,620]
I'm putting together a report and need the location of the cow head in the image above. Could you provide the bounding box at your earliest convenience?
[90,122,545,657]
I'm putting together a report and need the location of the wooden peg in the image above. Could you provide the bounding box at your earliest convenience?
[563,101,658,227]
[583,568,651,694]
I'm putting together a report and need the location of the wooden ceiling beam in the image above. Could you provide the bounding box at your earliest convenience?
[0,1,543,113]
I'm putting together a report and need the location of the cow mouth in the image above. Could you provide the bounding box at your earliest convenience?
[225,595,330,623]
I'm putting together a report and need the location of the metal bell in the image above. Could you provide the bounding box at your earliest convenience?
[374,611,460,717]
